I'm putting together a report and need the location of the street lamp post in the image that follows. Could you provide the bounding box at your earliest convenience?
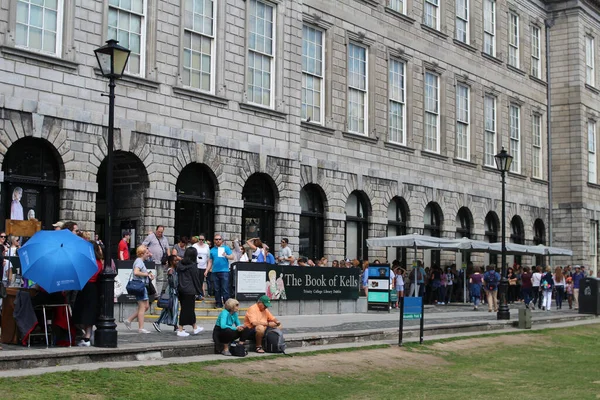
[94,39,130,348]
[495,147,513,321]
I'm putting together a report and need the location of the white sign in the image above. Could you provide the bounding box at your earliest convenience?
[237,270,267,293]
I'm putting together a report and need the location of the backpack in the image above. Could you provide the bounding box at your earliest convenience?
[486,271,499,291]
[411,268,423,281]
[263,328,286,353]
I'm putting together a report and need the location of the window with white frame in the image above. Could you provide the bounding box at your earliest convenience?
[455,0,469,43]
[483,0,495,56]
[347,43,368,135]
[182,0,216,92]
[589,120,597,183]
[509,105,521,173]
[484,95,496,167]
[108,0,145,76]
[424,72,440,153]
[590,220,598,277]
[456,84,470,160]
[508,13,519,68]
[532,114,542,179]
[389,59,406,145]
[302,25,324,124]
[424,0,439,30]
[586,36,595,86]
[16,0,63,56]
[531,26,541,78]
[247,0,275,107]
[388,0,404,14]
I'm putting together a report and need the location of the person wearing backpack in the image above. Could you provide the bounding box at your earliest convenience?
[483,265,500,313]
[241,295,281,353]
[540,266,555,311]
[409,261,425,297]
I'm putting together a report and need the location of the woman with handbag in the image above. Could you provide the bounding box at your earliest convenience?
[214,298,244,356]
[153,255,179,332]
[124,245,154,334]
[176,247,204,337]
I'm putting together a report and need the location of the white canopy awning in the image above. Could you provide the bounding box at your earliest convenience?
[366,234,457,249]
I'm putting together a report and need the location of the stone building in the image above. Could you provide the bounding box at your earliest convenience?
[0,0,598,274]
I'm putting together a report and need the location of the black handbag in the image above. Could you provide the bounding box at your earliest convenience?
[147,281,157,297]
[126,279,145,296]
[157,292,171,309]
[229,342,247,357]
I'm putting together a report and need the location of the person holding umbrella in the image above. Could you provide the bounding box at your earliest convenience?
[124,245,154,334]
[72,241,104,346]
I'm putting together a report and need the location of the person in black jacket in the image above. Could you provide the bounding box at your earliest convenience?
[176,247,204,337]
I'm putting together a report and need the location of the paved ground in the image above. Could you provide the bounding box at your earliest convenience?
[0,301,583,349]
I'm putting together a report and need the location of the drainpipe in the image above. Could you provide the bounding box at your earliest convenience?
[546,18,554,247]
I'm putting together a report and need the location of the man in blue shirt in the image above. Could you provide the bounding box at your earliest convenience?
[572,265,585,310]
[205,234,235,308]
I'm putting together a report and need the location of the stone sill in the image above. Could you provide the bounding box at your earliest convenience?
[507,64,526,76]
[93,68,160,89]
[585,83,600,95]
[453,39,477,53]
[342,131,378,144]
[420,24,449,40]
[530,75,547,86]
[587,182,600,190]
[384,141,415,153]
[0,45,78,70]
[172,86,228,106]
[300,120,336,135]
[453,158,478,168]
[239,102,287,120]
[481,52,503,65]
[508,171,527,180]
[531,177,548,185]
[384,7,415,24]
[420,150,448,161]
[358,0,379,7]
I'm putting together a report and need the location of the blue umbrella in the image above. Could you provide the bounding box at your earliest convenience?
[18,230,98,293]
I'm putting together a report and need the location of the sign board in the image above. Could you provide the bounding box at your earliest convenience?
[403,296,423,319]
[5,219,42,237]
[367,265,391,311]
[235,263,360,301]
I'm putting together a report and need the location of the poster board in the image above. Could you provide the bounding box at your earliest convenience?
[367,265,391,311]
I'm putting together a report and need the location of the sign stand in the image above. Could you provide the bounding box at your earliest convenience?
[398,296,424,346]
[367,265,391,311]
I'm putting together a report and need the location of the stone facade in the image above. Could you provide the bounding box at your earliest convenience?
[0,0,598,274]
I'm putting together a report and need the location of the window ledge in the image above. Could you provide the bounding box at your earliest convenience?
[239,102,287,120]
[529,75,547,86]
[531,177,548,185]
[384,7,415,24]
[301,120,336,135]
[420,150,448,161]
[482,165,500,174]
[585,83,600,95]
[172,86,228,106]
[342,131,378,144]
[384,141,415,153]
[93,68,160,89]
[453,39,477,53]
[453,158,477,168]
[358,0,380,7]
[508,171,527,180]
[587,182,600,190]
[420,24,449,40]
[507,64,526,76]
[481,52,503,65]
[0,45,78,70]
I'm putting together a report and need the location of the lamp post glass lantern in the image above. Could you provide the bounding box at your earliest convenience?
[494,147,513,320]
[94,39,130,348]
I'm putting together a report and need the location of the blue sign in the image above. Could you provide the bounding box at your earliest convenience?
[403,297,423,319]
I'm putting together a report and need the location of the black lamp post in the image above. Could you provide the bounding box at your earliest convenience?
[494,147,513,321]
[94,39,130,348]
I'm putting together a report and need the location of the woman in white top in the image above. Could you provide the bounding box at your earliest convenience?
[531,266,543,310]
[192,234,210,298]
[394,267,405,308]
[246,238,265,262]
[5,235,19,282]
[553,266,566,310]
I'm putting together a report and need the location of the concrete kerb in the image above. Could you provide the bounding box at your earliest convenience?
[1,313,596,372]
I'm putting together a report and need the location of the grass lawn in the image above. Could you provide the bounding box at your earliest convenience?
[2,324,600,400]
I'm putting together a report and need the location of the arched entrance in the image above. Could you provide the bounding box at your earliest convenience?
[95,151,149,256]
[345,191,370,261]
[242,173,277,248]
[510,215,525,267]
[456,207,473,266]
[299,184,325,260]
[424,202,443,268]
[387,197,409,265]
[175,163,217,240]
[533,218,546,266]
[1,137,62,230]
[484,211,500,266]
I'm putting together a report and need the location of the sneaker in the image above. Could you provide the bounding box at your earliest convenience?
[221,350,232,356]
[439,302,445,305]
[152,322,162,332]
[77,339,91,347]
[124,320,132,330]
[138,329,151,334]
[193,326,204,335]
[177,330,190,337]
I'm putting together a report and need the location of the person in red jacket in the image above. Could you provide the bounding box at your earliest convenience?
[118,231,131,261]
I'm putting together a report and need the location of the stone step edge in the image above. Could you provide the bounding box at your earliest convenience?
[0,314,596,371]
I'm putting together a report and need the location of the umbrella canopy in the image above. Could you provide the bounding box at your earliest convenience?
[486,242,546,255]
[366,234,457,249]
[534,244,573,256]
[18,230,98,293]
